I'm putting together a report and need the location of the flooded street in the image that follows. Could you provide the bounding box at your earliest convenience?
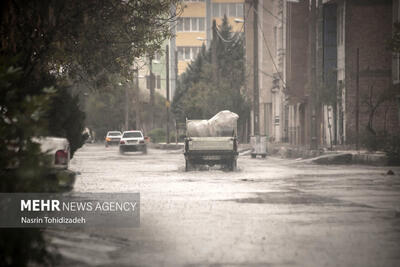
[49,144,400,267]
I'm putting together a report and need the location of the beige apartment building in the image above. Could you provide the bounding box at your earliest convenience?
[174,0,245,75]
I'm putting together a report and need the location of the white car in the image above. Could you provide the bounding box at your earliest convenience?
[36,137,75,189]
[119,131,147,154]
[105,131,122,147]
[36,137,70,169]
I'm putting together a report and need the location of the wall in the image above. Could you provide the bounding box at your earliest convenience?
[344,0,398,144]
[285,0,310,145]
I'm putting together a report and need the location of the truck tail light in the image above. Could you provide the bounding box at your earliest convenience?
[120,140,125,144]
[55,150,68,165]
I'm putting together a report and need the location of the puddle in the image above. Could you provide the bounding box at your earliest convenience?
[225,191,375,208]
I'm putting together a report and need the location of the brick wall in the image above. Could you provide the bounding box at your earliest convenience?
[286,0,310,145]
[345,0,399,144]
[286,0,309,103]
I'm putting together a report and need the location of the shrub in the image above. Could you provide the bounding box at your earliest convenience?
[147,128,166,143]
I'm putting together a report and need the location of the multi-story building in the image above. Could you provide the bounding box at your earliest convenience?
[320,0,398,147]
[245,0,399,147]
[245,0,288,142]
[285,0,310,146]
[174,0,245,76]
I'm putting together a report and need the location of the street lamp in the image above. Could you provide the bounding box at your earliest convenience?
[117,81,130,131]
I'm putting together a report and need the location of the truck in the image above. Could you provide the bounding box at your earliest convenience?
[183,111,239,171]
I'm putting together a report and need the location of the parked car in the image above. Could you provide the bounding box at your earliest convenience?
[35,137,75,190]
[119,130,147,154]
[105,131,122,147]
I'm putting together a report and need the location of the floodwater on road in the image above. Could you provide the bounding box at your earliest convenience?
[48,144,400,267]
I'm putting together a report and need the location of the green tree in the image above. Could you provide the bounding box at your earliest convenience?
[172,16,249,133]
[0,1,181,265]
[0,58,58,266]
[85,82,126,139]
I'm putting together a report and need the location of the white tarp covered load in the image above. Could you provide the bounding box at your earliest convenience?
[186,110,239,137]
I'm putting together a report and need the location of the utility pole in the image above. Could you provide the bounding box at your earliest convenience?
[166,45,170,144]
[212,19,218,82]
[309,0,317,150]
[149,56,155,129]
[253,0,260,135]
[175,49,178,144]
[134,69,140,130]
[124,82,129,131]
[206,0,212,49]
[356,48,360,150]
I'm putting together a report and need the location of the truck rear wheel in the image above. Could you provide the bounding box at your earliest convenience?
[185,160,194,172]
[229,159,237,171]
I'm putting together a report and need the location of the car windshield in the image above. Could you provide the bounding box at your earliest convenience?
[108,132,121,136]
[123,132,142,138]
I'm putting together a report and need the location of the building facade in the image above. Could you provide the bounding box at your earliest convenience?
[321,0,399,148]
[245,0,399,147]
[245,0,288,142]
[174,0,245,76]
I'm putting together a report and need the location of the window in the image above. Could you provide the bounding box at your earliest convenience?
[229,4,236,17]
[220,3,228,17]
[337,6,344,46]
[177,47,202,61]
[212,3,219,17]
[176,17,205,32]
[184,18,190,31]
[178,47,184,60]
[212,3,244,17]
[191,18,198,31]
[199,18,205,31]
[192,47,199,59]
[237,4,243,17]
[184,47,191,60]
[177,18,183,31]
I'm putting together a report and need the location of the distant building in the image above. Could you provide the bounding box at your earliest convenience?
[320,0,398,147]
[245,0,399,147]
[245,0,288,142]
[174,0,245,76]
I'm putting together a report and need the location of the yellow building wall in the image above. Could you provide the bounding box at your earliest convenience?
[176,32,206,47]
[176,0,244,74]
[180,2,206,17]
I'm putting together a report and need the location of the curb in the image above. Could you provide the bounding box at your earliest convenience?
[150,143,184,150]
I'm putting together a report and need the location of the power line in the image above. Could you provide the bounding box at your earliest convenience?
[252,5,287,90]
[260,3,285,25]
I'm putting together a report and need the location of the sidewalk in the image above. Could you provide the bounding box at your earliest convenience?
[149,142,184,150]
[151,142,252,152]
[151,141,390,166]
[267,143,389,166]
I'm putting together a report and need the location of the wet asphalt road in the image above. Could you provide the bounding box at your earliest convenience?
[49,144,400,267]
